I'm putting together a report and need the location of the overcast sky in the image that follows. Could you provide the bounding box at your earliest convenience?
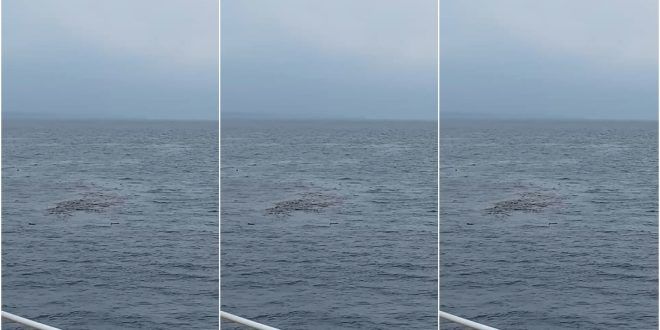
[221,0,438,120]
[4,0,218,120]
[442,0,658,120]
[5,1,656,121]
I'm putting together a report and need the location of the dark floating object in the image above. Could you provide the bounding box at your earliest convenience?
[548,222,558,225]
[466,223,474,225]
[485,192,561,216]
[110,222,120,225]
[266,192,342,216]
[247,223,255,225]
[47,192,123,217]
[28,223,35,225]
[330,222,339,225]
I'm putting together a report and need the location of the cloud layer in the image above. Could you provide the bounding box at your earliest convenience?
[5,0,218,119]
[442,0,658,120]
[221,0,438,120]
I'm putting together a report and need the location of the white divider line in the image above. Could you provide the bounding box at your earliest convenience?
[1,311,62,330]
[439,310,499,330]
[221,311,281,330]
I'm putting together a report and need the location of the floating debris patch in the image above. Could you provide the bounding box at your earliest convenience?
[485,192,561,216]
[266,192,342,216]
[47,192,123,216]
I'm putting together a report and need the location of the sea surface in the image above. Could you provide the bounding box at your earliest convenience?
[2,120,218,329]
[221,120,438,329]
[440,119,658,329]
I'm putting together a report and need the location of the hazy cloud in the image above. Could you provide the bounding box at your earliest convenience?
[441,0,658,120]
[4,0,218,119]
[222,0,438,120]
[225,0,436,69]
[443,0,656,69]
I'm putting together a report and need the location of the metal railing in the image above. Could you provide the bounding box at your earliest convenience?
[221,310,498,330]
[2,310,279,330]
[1,311,62,330]
[439,310,499,330]
[2,309,496,329]
[221,311,281,330]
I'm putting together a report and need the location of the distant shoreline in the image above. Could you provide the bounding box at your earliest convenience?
[440,113,658,122]
[2,116,219,122]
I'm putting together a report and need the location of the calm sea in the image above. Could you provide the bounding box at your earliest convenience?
[220,119,438,329]
[440,119,658,329]
[2,120,218,329]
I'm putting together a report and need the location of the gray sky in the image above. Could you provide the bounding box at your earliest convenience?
[6,1,654,121]
[4,0,218,120]
[442,0,658,120]
[221,0,438,120]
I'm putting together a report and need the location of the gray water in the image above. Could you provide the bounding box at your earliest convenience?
[220,120,437,329]
[440,119,658,329]
[2,120,218,329]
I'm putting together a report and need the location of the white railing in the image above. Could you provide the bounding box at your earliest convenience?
[221,310,498,330]
[439,310,499,330]
[2,309,496,329]
[1,311,62,330]
[221,311,281,330]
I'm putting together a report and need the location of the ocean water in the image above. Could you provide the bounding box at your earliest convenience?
[440,119,658,329]
[220,120,437,329]
[2,120,218,329]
